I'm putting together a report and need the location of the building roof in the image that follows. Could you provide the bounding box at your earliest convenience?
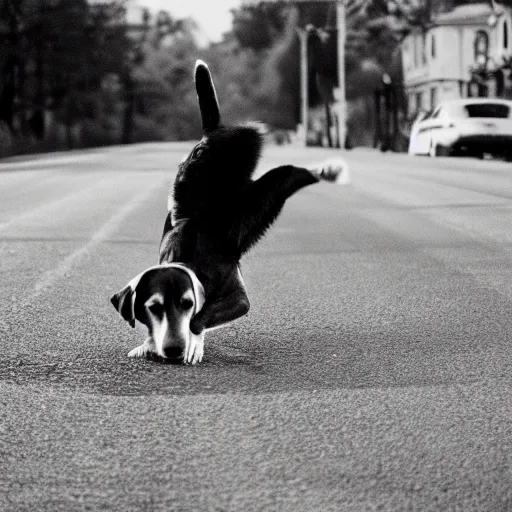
[434,2,506,26]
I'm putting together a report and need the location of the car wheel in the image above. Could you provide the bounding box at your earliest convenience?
[432,143,451,157]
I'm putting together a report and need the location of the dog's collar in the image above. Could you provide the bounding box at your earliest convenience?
[124,263,205,322]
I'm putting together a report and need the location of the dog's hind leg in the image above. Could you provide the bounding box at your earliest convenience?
[234,165,319,255]
[234,163,346,255]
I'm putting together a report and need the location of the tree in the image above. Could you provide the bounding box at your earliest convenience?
[231,3,288,50]
[132,18,202,141]
[225,1,398,128]
[0,0,129,146]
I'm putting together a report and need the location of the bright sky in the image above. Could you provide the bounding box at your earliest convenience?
[132,0,243,42]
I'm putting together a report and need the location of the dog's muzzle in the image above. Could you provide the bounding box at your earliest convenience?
[162,345,185,361]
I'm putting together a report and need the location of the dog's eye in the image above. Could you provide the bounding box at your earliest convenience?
[180,298,193,310]
[148,302,164,317]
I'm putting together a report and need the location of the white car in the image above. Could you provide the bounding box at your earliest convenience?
[408,98,512,159]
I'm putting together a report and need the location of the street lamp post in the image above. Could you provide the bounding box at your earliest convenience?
[242,0,347,149]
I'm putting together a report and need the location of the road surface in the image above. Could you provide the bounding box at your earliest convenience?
[1,143,511,511]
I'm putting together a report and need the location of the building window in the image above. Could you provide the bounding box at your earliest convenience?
[416,91,423,112]
[431,34,436,59]
[422,33,427,65]
[431,106,441,119]
[430,87,438,109]
[504,20,509,50]
[474,30,489,65]
[403,40,412,71]
[408,93,415,116]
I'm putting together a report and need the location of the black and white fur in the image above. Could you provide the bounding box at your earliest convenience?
[111,60,344,364]
[111,263,206,364]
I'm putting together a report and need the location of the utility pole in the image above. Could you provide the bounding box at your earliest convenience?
[242,0,346,149]
[336,0,346,149]
[296,27,309,147]
[298,1,347,148]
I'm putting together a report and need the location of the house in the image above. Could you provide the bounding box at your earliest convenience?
[401,3,512,116]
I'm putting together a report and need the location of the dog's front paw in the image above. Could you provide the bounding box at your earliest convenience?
[127,345,145,358]
[128,344,149,358]
[127,337,156,359]
[185,331,205,365]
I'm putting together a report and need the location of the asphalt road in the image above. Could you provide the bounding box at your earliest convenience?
[1,143,512,511]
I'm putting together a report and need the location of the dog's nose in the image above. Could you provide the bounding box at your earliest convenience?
[162,346,184,360]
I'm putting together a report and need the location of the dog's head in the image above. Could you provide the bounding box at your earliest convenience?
[172,60,264,216]
[110,264,205,361]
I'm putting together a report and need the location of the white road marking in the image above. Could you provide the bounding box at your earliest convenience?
[0,153,105,171]
[0,177,111,232]
[30,176,167,301]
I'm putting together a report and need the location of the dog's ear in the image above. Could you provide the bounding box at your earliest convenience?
[195,59,220,133]
[110,284,136,328]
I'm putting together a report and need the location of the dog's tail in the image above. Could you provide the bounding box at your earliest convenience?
[195,60,221,133]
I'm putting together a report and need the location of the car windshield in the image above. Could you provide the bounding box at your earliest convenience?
[463,103,511,118]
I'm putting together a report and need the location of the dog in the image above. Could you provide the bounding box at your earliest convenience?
[111,60,346,364]
[110,263,207,364]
